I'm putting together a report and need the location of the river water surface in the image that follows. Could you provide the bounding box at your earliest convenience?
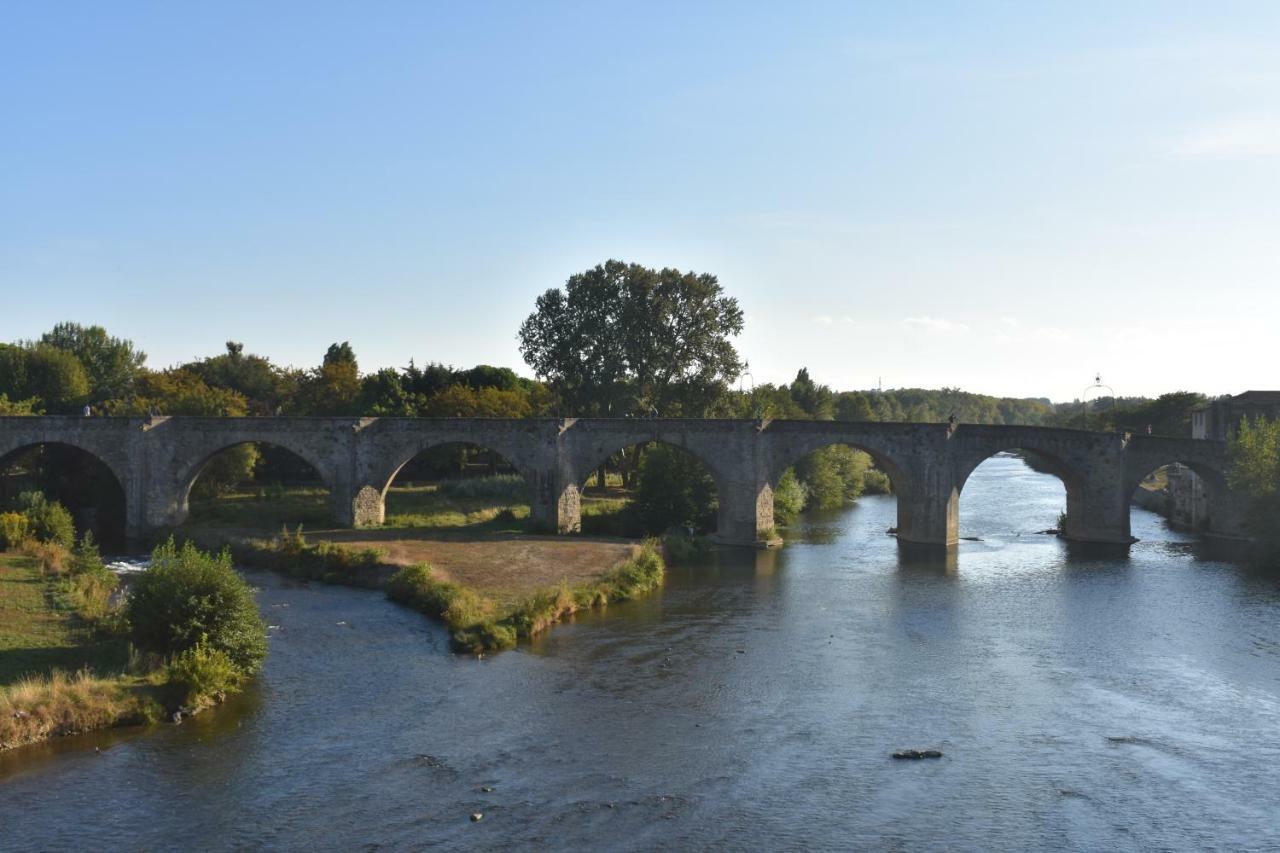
[2,454,1278,851]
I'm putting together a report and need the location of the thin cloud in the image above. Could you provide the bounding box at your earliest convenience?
[1173,117,1280,159]
[812,315,834,326]
[903,316,969,333]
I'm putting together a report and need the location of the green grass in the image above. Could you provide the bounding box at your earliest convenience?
[0,555,129,685]
[187,486,330,529]
[383,484,531,530]
[0,553,167,752]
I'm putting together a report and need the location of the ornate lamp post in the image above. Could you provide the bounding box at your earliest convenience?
[1081,372,1114,430]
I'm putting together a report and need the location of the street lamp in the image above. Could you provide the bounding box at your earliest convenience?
[1081,372,1114,430]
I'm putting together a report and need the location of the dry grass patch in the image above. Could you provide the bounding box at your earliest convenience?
[0,670,152,752]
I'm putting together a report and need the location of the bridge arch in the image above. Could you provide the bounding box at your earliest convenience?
[0,439,130,548]
[372,440,535,529]
[171,440,336,528]
[955,448,1079,537]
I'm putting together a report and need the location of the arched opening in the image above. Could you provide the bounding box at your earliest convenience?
[959,449,1074,540]
[382,442,530,530]
[769,443,898,538]
[184,443,331,529]
[578,442,721,538]
[1129,462,1223,537]
[0,443,127,551]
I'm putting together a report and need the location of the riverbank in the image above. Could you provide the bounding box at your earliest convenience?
[178,523,665,653]
[0,554,163,752]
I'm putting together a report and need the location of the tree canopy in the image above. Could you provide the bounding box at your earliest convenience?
[519,260,745,416]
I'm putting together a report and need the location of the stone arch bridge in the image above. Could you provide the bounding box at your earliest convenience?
[0,416,1245,546]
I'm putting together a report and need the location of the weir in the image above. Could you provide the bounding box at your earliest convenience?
[0,416,1243,547]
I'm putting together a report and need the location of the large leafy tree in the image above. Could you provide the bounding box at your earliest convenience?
[518,260,744,417]
[185,342,291,413]
[40,322,146,402]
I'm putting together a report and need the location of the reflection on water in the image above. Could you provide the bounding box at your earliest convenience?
[2,454,1278,851]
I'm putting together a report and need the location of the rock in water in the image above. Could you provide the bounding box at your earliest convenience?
[892,749,943,759]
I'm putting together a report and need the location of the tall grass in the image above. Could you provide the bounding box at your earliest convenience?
[0,670,159,752]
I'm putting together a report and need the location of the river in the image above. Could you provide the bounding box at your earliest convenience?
[2,453,1278,851]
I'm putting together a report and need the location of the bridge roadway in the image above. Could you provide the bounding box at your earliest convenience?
[0,416,1243,547]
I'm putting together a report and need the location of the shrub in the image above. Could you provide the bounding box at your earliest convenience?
[772,469,808,525]
[385,563,494,627]
[126,539,267,675]
[165,642,244,708]
[21,538,69,575]
[56,532,119,622]
[0,512,29,550]
[17,492,75,548]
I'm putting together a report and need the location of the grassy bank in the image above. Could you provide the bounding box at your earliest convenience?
[183,527,668,654]
[385,542,665,653]
[2,539,269,753]
[0,554,164,752]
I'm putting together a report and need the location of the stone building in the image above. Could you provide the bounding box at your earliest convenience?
[1169,391,1280,529]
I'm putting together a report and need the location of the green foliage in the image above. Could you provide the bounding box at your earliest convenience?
[519,259,744,416]
[183,342,292,413]
[191,444,261,499]
[126,539,267,675]
[39,322,146,402]
[772,469,808,524]
[165,641,244,708]
[56,532,118,623]
[0,344,91,413]
[631,444,718,534]
[0,512,29,550]
[1228,416,1280,498]
[0,393,41,415]
[1227,416,1280,552]
[102,367,249,417]
[18,492,76,547]
[796,445,872,510]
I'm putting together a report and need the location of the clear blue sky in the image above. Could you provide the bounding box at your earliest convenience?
[4,2,1278,401]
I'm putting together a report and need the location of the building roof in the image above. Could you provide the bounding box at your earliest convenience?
[1230,390,1280,405]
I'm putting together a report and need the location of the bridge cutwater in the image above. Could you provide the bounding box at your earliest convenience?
[0,416,1245,547]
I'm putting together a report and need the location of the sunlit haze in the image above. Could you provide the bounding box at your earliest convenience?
[4,3,1278,400]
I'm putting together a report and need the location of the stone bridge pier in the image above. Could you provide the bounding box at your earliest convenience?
[0,415,1247,550]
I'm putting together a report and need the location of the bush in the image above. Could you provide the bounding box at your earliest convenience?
[21,538,69,575]
[126,539,267,675]
[165,642,244,708]
[772,469,808,525]
[17,492,75,548]
[631,445,718,534]
[0,512,29,550]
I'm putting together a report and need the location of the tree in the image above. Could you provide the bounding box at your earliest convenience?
[17,345,91,412]
[788,368,834,419]
[1227,416,1280,555]
[293,343,361,415]
[519,260,744,416]
[630,445,718,534]
[40,322,146,402]
[184,342,290,413]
